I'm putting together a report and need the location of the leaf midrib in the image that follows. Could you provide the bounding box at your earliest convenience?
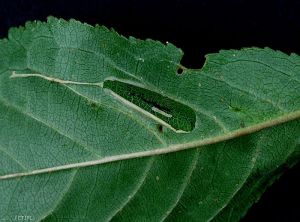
[0,109,299,181]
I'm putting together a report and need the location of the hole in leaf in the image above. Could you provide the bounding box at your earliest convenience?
[103,80,196,132]
[177,67,184,75]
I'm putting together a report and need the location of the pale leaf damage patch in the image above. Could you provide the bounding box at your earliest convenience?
[10,71,197,133]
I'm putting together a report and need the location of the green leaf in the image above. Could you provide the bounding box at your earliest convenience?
[0,17,299,221]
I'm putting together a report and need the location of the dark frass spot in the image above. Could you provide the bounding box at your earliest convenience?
[157,124,163,133]
[87,101,99,110]
[229,105,242,112]
[90,102,97,108]
[103,80,196,132]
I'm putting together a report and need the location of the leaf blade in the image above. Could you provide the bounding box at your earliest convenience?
[0,17,299,221]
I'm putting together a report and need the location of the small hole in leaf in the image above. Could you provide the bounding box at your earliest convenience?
[177,67,184,75]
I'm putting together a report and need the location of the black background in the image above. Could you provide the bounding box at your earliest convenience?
[0,0,299,221]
